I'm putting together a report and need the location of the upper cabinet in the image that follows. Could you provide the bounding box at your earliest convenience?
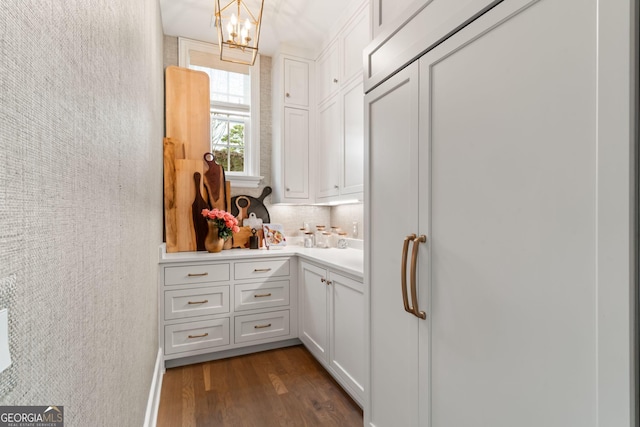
[315,0,369,204]
[370,0,416,39]
[316,41,340,105]
[271,0,369,205]
[365,0,498,92]
[283,58,309,108]
[272,52,315,203]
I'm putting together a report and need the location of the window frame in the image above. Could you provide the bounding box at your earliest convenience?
[178,37,262,188]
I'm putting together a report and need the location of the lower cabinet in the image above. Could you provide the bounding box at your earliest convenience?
[159,253,364,406]
[159,257,298,364]
[299,260,364,405]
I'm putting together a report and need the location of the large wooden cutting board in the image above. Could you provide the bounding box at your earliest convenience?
[165,66,211,160]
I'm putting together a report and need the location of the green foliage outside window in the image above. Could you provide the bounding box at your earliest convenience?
[212,118,245,172]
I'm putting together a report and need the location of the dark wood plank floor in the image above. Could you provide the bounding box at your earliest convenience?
[157,345,363,427]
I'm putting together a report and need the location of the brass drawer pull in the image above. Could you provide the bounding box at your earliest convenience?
[409,235,427,320]
[401,234,416,314]
[187,272,209,277]
[254,268,272,272]
[254,293,272,298]
[187,300,209,305]
[254,323,272,329]
[187,333,209,339]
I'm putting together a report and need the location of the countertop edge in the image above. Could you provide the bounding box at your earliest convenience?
[158,244,364,279]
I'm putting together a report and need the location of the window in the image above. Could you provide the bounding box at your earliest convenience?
[179,37,262,188]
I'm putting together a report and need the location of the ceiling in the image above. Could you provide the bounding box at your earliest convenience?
[159,0,352,57]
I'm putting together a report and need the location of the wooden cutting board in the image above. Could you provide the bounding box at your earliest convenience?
[165,66,211,160]
[174,159,204,252]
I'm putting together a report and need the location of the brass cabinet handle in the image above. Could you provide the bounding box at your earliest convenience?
[254,268,272,272]
[401,234,416,314]
[254,293,272,298]
[188,333,209,339]
[333,78,338,83]
[187,300,209,305]
[409,235,427,319]
[254,323,272,329]
[286,92,290,97]
[320,277,326,283]
[326,280,332,286]
[187,272,209,277]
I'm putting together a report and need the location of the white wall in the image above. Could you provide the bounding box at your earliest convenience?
[0,1,164,425]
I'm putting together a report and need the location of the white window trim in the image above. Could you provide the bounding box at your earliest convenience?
[178,37,263,188]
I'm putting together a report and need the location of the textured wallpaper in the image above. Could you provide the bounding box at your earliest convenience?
[0,1,164,425]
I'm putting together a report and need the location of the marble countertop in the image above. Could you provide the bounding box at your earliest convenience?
[159,242,364,279]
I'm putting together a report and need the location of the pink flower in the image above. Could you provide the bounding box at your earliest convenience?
[201,208,239,240]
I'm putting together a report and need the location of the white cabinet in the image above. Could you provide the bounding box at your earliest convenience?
[272,53,314,203]
[283,58,309,108]
[316,41,340,105]
[370,0,415,38]
[299,262,329,361]
[365,0,496,92]
[328,270,364,404]
[341,5,369,83]
[299,260,364,405]
[159,256,298,365]
[316,96,341,199]
[340,78,364,196]
[366,0,636,426]
[315,1,369,203]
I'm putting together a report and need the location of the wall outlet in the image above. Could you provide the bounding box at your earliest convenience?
[0,309,11,373]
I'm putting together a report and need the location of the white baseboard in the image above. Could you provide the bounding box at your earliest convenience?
[143,348,164,427]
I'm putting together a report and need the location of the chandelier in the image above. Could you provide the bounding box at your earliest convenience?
[215,0,264,66]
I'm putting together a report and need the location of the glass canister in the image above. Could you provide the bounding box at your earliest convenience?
[304,232,315,248]
[298,227,308,245]
[337,232,348,249]
[318,231,332,248]
[315,225,326,247]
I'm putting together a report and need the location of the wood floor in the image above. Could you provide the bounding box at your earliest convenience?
[157,345,363,427]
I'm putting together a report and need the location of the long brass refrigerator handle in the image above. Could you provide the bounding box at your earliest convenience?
[401,234,416,313]
[410,235,427,319]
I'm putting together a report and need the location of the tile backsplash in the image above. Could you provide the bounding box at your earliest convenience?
[330,203,364,239]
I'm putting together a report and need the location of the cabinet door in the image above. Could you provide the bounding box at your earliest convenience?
[316,41,340,104]
[283,58,309,108]
[371,0,416,38]
[341,78,364,195]
[316,96,341,199]
[365,62,420,427]
[329,271,364,403]
[283,108,309,199]
[299,262,329,362]
[341,4,369,84]
[416,0,633,426]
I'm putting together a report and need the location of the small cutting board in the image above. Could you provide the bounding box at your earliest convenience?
[174,159,204,252]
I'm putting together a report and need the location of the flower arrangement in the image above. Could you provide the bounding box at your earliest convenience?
[201,208,240,240]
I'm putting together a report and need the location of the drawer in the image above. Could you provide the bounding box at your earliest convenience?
[165,286,230,320]
[234,259,290,280]
[234,281,290,312]
[165,318,230,355]
[164,263,230,286]
[234,310,290,344]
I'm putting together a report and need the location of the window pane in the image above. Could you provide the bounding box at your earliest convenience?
[192,65,251,105]
[211,112,246,173]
